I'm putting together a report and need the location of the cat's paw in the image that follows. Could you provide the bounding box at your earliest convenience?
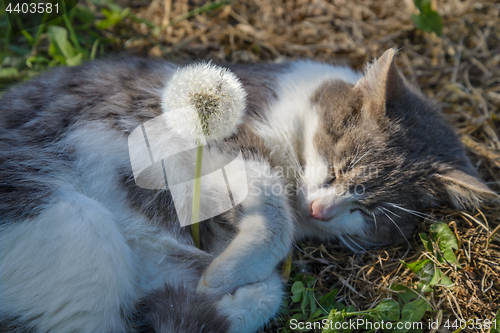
[196,213,289,296]
[216,272,283,333]
[195,253,248,296]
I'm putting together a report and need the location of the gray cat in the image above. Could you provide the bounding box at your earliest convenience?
[0,49,494,332]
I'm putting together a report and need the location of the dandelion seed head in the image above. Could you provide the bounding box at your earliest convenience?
[162,62,246,141]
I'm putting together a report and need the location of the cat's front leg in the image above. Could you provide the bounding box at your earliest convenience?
[198,158,294,296]
[216,271,284,333]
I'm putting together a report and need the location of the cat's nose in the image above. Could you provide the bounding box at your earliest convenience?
[310,200,328,220]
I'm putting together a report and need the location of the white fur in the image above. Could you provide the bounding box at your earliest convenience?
[0,125,212,331]
[301,107,329,187]
[217,272,284,333]
[253,61,360,188]
[250,61,368,240]
[198,160,294,296]
[0,192,136,332]
[255,61,360,172]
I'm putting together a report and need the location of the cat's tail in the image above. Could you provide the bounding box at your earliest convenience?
[134,284,230,333]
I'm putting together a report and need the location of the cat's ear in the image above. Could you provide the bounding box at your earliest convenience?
[435,170,498,208]
[354,48,405,116]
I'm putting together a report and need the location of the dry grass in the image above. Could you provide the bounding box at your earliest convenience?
[98,0,500,331]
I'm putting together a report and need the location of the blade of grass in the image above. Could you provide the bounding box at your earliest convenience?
[90,38,99,60]
[126,11,156,29]
[488,223,500,244]
[166,0,231,27]
[103,1,230,37]
[61,0,82,54]
[32,12,49,51]
[15,16,34,45]
[32,23,46,47]
[3,17,11,52]
[281,253,293,281]
[102,1,157,29]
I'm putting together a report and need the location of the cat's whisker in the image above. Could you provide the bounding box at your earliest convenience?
[371,212,378,233]
[380,206,401,219]
[349,144,361,169]
[394,204,438,221]
[383,202,439,222]
[349,149,371,169]
[344,234,367,253]
[395,207,437,222]
[377,207,412,253]
[337,234,357,253]
[350,234,386,248]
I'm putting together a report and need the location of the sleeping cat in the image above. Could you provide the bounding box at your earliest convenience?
[0,49,495,333]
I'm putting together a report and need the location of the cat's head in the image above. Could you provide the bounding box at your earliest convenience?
[298,49,497,250]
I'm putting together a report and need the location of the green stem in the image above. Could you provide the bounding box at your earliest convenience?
[191,139,203,248]
[61,0,82,54]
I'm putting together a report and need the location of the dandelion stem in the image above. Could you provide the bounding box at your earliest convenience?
[191,139,204,248]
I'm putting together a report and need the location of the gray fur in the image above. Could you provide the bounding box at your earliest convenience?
[0,58,171,222]
[134,284,230,333]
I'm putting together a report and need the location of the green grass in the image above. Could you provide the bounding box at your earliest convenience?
[0,0,230,90]
[0,0,152,89]
[280,222,500,333]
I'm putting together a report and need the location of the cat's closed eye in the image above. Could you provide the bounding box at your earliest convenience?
[323,176,336,187]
